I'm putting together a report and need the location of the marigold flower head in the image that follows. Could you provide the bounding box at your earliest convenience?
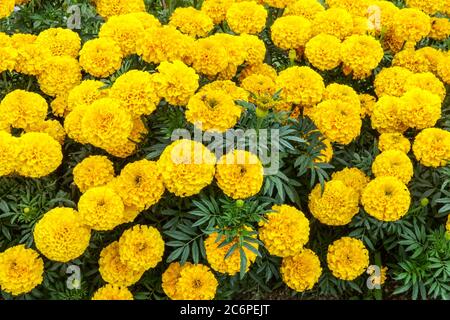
[311,8,353,40]
[210,33,247,70]
[16,132,63,178]
[158,139,216,197]
[429,17,450,41]
[186,90,242,132]
[284,0,324,19]
[191,37,229,76]
[226,1,267,35]
[323,83,360,107]
[437,54,450,85]
[10,33,36,47]
[67,80,108,113]
[0,45,17,73]
[239,63,277,82]
[92,284,133,300]
[25,119,66,145]
[327,237,369,281]
[405,0,445,15]
[399,89,441,130]
[14,42,51,76]
[271,16,312,50]
[118,225,165,271]
[201,0,235,24]
[169,7,214,38]
[34,207,91,262]
[0,0,14,19]
[391,8,430,46]
[81,98,133,150]
[35,28,80,58]
[127,12,161,31]
[413,128,450,167]
[372,150,413,184]
[241,74,276,102]
[163,263,218,300]
[111,159,165,211]
[404,73,446,103]
[259,204,310,257]
[325,0,370,16]
[205,231,258,275]
[153,60,199,106]
[73,155,115,193]
[362,176,411,221]
[392,49,431,73]
[64,104,90,144]
[309,180,360,226]
[99,241,145,287]
[331,167,369,199]
[305,33,341,71]
[0,245,43,296]
[281,249,322,292]
[378,133,411,154]
[371,96,407,134]
[78,186,125,231]
[51,94,68,117]
[0,89,47,130]
[199,80,249,102]
[38,56,81,97]
[276,66,324,106]
[110,70,159,117]
[79,38,123,78]
[94,0,145,19]
[374,67,413,98]
[0,131,18,176]
[341,35,384,79]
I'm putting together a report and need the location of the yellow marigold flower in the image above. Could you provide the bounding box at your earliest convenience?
[111,159,165,211]
[81,98,133,150]
[341,35,384,79]
[241,74,276,102]
[136,25,193,65]
[404,72,446,103]
[186,90,242,132]
[305,33,341,71]
[164,263,218,300]
[205,231,258,275]
[362,176,411,221]
[0,89,47,129]
[331,167,370,199]
[211,33,247,71]
[73,156,115,193]
[191,37,228,76]
[311,8,353,40]
[94,0,145,19]
[35,28,81,58]
[359,94,377,118]
[226,1,267,34]
[169,7,213,38]
[16,132,62,178]
[371,96,407,134]
[92,284,133,300]
[64,104,90,144]
[323,83,360,107]
[374,66,413,98]
[99,14,144,56]
[0,0,14,19]
[34,207,91,262]
[25,119,66,145]
[0,44,17,73]
[352,16,370,35]
[372,150,413,184]
[326,0,370,16]
[0,131,18,176]
[201,0,234,24]
[127,12,161,31]
[284,0,324,19]
[78,186,125,231]
[118,224,165,271]
[99,241,145,287]
[0,245,43,296]
[400,89,441,130]
[309,180,360,226]
[413,128,450,167]
[110,70,159,117]
[67,80,108,113]
[259,204,309,257]
[405,0,445,15]
[310,100,361,145]
[429,17,450,41]
[315,138,333,163]
[392,8,430,46]
[271,16,311,50]
[370,1,399,32]
[199,80,249,101]
[79,38,123,78]
[281,249,322,292]
[14,42,50,76]
[215,150,264,199]
[11,33,36,47]
[153,60,199,106]
[378,133,411,154]
[392,49,431,73]
[158,139,216,197]
[239,63,277,82]
[327,237,369,281]
[276,66,324,106]
[240,34,266,65]
[50,94,68,117]
[38,56,81,97]
[437,54,450,85]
